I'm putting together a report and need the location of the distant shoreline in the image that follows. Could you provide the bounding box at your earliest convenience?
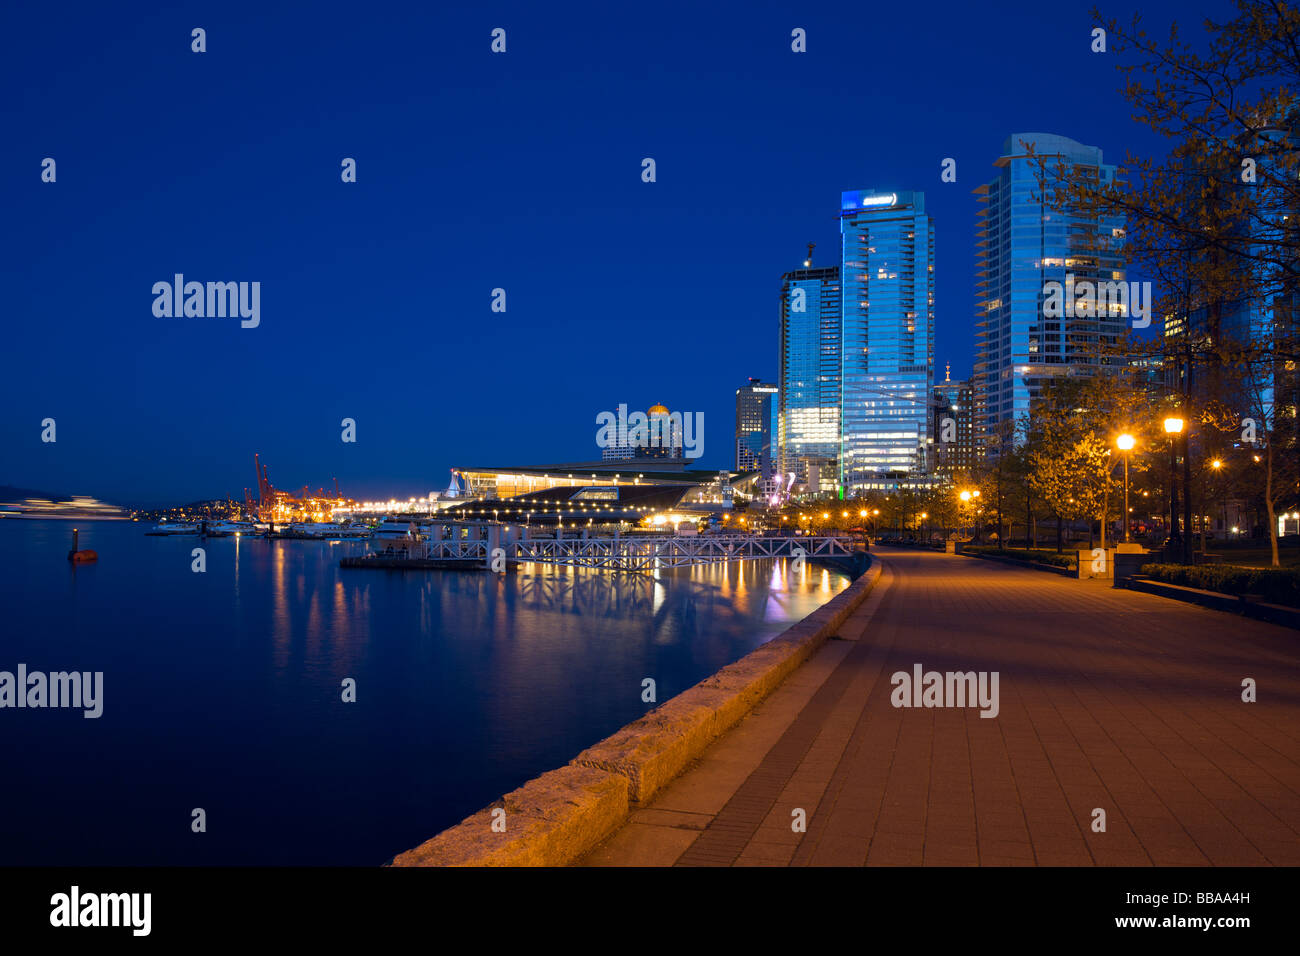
[0,513,131,521]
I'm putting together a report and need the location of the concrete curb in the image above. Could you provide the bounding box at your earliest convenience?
[390,765,629,867]
[962,550,1074,577]
[389,559,882,867]
[1124,576,1300,630]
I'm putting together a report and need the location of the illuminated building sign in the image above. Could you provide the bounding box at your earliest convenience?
[860,193,897,208]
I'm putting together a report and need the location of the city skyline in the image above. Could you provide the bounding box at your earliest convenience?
[2,0,1297,913]
[2,1,1195,505]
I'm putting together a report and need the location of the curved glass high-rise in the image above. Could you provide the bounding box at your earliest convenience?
[973,133,1125,451]
[839,189,935,493]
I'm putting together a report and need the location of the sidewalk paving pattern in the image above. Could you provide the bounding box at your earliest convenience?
[581,550,1300,866]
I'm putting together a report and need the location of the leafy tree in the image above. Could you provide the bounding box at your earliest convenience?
[1035,1,1300,563]
[1029,428,1114,550]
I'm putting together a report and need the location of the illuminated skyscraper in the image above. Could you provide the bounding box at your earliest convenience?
[973,133,1126,453]
[778,262,841,491]
[735,378,779,474]
[932,365,977,480]
[839,189,935,493]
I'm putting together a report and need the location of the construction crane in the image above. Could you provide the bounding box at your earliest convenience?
[254,453,273,503]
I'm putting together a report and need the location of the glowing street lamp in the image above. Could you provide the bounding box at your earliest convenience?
[958,490,978,537]
[1208,459,1225,543]
[1116,433,1135,542]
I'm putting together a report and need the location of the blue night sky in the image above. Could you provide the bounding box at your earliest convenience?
[1,0,1226,506]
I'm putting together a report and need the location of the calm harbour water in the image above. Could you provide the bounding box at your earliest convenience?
[0,519,848,865]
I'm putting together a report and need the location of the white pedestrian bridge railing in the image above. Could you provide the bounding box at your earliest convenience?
[371,531,861,572]
[373,539,489,561]
[511,534,858,571]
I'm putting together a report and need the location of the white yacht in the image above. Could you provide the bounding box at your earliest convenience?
[205,520,259,537]
[286,521,372,539]
[146,521,200,536]
[371,518,426,551]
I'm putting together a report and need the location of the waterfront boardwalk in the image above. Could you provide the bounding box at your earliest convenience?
[581,549,1300,866]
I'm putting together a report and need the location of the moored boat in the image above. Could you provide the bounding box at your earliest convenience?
[145,521,200,536]
[371,517,426,553]
[205,520,260,537]
[280,522,372,539]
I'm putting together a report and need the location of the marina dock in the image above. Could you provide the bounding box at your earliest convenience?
[337,521,866,573]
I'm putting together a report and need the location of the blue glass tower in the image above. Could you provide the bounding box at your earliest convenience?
[778,264,841,491]
[839,189,935,493]
[974,133,1125,451]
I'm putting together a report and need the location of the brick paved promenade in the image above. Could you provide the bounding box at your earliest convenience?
[581,549,1300,866]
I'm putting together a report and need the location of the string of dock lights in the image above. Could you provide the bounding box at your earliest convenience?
[447,503,669,517]
[442,468,735,523]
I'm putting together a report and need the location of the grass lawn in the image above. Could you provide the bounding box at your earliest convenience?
[980,543,1300,570]
[1212,548,1300,569]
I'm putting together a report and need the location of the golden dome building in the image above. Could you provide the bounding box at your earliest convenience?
[642,404,683,459]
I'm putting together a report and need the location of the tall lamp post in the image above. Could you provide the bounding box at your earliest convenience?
[1209,458,1223,547]
[1116,433,1135,543]
[1164,417,1185,561]
[959,490,980,538]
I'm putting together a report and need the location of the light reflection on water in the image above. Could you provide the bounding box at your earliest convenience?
[0,520,849,865]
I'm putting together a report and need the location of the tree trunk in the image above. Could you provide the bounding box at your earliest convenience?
[1100,487,1108,552]
[1056,515,1063,553]
[1200,483,1208,555]
[1266,443,1280,567]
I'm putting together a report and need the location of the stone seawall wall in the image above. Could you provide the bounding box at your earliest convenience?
[390,560,881,867]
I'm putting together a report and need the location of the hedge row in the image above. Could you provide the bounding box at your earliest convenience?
[1139,563,1300,607]
[963,546,1076,569]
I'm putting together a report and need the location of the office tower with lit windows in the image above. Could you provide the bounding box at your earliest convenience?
[1164,118,1300,436]
[839,189,935,493]
[735,378,779,474]
[778,262,841,492]
[932,365,977,480]
[973,133,1126,453]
